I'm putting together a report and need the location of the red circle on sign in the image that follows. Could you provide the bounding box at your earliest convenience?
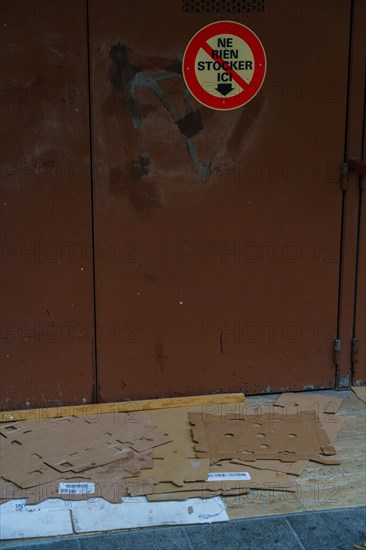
[183,21,266,111]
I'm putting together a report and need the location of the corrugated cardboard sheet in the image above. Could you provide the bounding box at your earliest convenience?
[0,393,344,508]
[189,411,339,464]
[0,412,172,502]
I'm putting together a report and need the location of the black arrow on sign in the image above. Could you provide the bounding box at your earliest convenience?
[216,83,234,96]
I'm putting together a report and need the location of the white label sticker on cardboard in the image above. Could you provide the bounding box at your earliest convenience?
[58,483,95,495]
[207,472,251,481]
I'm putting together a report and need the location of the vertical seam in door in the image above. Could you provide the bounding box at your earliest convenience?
[360,44,366,156]
[335,0,354,385]
[343,0,354,163]
[336,191,346,342]
[352,188,363,339]
[336,0,354,340]
[85,0,99,403]
[351,52,366,379]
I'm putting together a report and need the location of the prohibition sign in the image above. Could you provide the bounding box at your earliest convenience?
[183,21,266,111]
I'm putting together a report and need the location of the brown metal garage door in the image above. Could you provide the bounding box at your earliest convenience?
[88,0,353,401]
[1,0,365,409]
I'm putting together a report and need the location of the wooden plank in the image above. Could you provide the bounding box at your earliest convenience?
[0,393,245,423]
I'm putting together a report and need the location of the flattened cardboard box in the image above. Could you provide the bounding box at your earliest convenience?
[1,414,171,488]
[0,415,170,461]
[231,458,308,476]
[208,461,297,491]
[0,460,155,504]
[147,488,251,501]
[139,457,210,486]
[145,402,342,478]
[25,476,155,504]
[231,411,344,476]
[148,403,245,460]
[0,413,151,444]
[153,463,297,496]
[189,412,340,465]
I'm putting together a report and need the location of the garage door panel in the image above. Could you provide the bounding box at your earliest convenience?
[89,0,348,400]
[0,0,95,409]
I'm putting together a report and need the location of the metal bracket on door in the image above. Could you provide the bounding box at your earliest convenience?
[351,337,359,368]
[341,159,366,189]
[334,338,341,385]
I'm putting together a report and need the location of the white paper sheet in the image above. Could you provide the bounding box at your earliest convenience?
[0,509,73,539]
[0,496,229,539]
[72,496,228,532]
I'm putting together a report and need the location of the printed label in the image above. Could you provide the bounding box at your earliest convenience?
[58,482,95,495]
[207,472,251,481]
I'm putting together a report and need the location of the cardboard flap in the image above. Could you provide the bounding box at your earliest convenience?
[140,457,210,486]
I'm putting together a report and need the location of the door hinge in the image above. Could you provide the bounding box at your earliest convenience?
[334,338,341,363]
[334,338,341,383]
[351,337,359,366]
[342,158,366,190]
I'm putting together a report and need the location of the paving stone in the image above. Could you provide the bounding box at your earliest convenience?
[287,506,366,550]
[0,538,82,550]
[78,526,191,550]
[1,507,365,550]
[184,517,304,550]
